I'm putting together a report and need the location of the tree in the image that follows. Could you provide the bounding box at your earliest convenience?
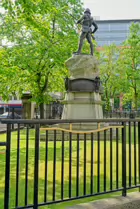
[100,44,125,111]
[0,0,83,118]
[119,23,140,110]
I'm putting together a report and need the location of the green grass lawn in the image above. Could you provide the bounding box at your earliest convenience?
[0,127,139,209]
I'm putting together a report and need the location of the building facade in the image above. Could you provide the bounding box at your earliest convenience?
[95,19,140,47]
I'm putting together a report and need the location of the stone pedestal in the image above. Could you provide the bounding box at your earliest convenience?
[60,54,104,131]
[42,55,116,140]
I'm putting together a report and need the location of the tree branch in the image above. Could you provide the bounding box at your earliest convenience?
[41,63,55,93]
[52,17,56,39]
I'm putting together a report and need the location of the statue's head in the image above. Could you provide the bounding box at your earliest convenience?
[84,8,91,14]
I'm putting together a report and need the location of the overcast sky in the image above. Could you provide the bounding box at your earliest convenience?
[83,0,140,20]
[0,0,140,20]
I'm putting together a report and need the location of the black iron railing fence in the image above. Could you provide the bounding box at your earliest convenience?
[0,119,140,209]
[104,111,140,118]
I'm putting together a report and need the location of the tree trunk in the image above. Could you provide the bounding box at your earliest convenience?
[105,88,111,111]
[134,92,138,111]
[106,98,111,112]
[39,103,44,119]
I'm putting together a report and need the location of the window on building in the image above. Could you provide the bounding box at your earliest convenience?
[110,23,127,31]
[97,23,109,32]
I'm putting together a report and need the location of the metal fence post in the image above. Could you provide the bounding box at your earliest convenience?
[138,122,140,192]
[122,122,126,197]
[34,124,40,209]
[4,123,11,209]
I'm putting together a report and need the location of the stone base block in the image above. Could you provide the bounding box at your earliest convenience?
[61,92,103,120]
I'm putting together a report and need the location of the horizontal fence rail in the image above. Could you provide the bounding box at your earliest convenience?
[0,119,140,209]
[104,111,140,118]
[2,118,140,124]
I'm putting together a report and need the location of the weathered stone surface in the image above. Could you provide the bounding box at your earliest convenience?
[65,54,99,79]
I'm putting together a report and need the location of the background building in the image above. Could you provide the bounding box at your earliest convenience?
[95,19,140,47]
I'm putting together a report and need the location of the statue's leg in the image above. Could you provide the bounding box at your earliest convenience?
[76,32,86,54]
[86,33,94,55]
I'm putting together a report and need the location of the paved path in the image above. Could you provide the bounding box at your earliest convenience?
[67,192,140,209]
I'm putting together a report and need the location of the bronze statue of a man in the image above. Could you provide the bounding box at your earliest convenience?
[75,8,98,56]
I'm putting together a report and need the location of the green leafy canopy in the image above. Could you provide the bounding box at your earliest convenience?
[0,0,83,104]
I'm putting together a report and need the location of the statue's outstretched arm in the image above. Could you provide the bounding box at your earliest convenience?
[77,15,84,24]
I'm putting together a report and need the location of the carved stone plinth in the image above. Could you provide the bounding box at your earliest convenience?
[61,54,103,125]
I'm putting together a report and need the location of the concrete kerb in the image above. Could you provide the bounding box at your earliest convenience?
[67,192,140,209]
